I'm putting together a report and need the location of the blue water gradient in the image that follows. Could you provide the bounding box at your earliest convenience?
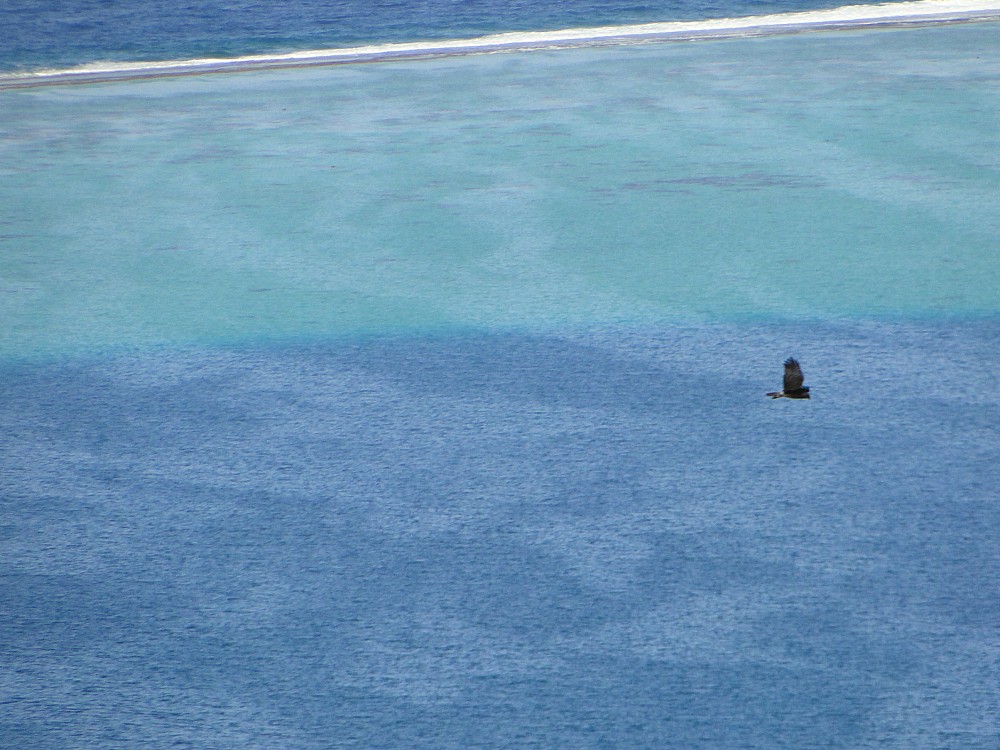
[3,0,881,72]
[3,12,1000,749]
[2,321,999,747]
[2,25,999,361]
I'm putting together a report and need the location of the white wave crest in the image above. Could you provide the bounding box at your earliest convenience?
[2,0,999,88]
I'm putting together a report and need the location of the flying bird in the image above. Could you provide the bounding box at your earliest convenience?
[767,357,810,399]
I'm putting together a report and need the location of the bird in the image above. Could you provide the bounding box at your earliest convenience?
[767,357,810,399]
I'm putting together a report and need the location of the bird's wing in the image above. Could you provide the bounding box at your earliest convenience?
[783,357,804,391]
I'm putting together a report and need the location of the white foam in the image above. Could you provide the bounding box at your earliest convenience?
[3,0,999,88]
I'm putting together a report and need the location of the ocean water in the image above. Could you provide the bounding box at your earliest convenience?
[3,0,864,73]
[2,4,1000,749]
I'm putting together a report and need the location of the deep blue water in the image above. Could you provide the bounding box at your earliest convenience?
[3,322,999,748]
[4,0,863,72]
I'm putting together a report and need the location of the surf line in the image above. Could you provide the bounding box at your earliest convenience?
[3,0,999,89]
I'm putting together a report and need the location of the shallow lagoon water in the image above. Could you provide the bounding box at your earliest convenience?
[3,23,999,356]
[2,22,1000,749]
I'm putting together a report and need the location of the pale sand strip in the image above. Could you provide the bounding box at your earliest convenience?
[2,0,999,89]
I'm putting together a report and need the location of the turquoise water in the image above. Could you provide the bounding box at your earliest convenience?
[3,24,998,360]
[3,22,1000,749]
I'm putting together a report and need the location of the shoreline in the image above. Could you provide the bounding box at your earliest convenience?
[2,0,999,89]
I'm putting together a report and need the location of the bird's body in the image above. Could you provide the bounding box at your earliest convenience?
[767,357,810,399]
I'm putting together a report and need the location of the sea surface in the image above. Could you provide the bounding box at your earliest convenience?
[1,0,880,73]
[2,1,1000,748]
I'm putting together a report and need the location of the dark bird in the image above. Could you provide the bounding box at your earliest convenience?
[767,357,810,399]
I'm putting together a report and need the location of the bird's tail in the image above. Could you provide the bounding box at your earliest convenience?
[766,391,784,399]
